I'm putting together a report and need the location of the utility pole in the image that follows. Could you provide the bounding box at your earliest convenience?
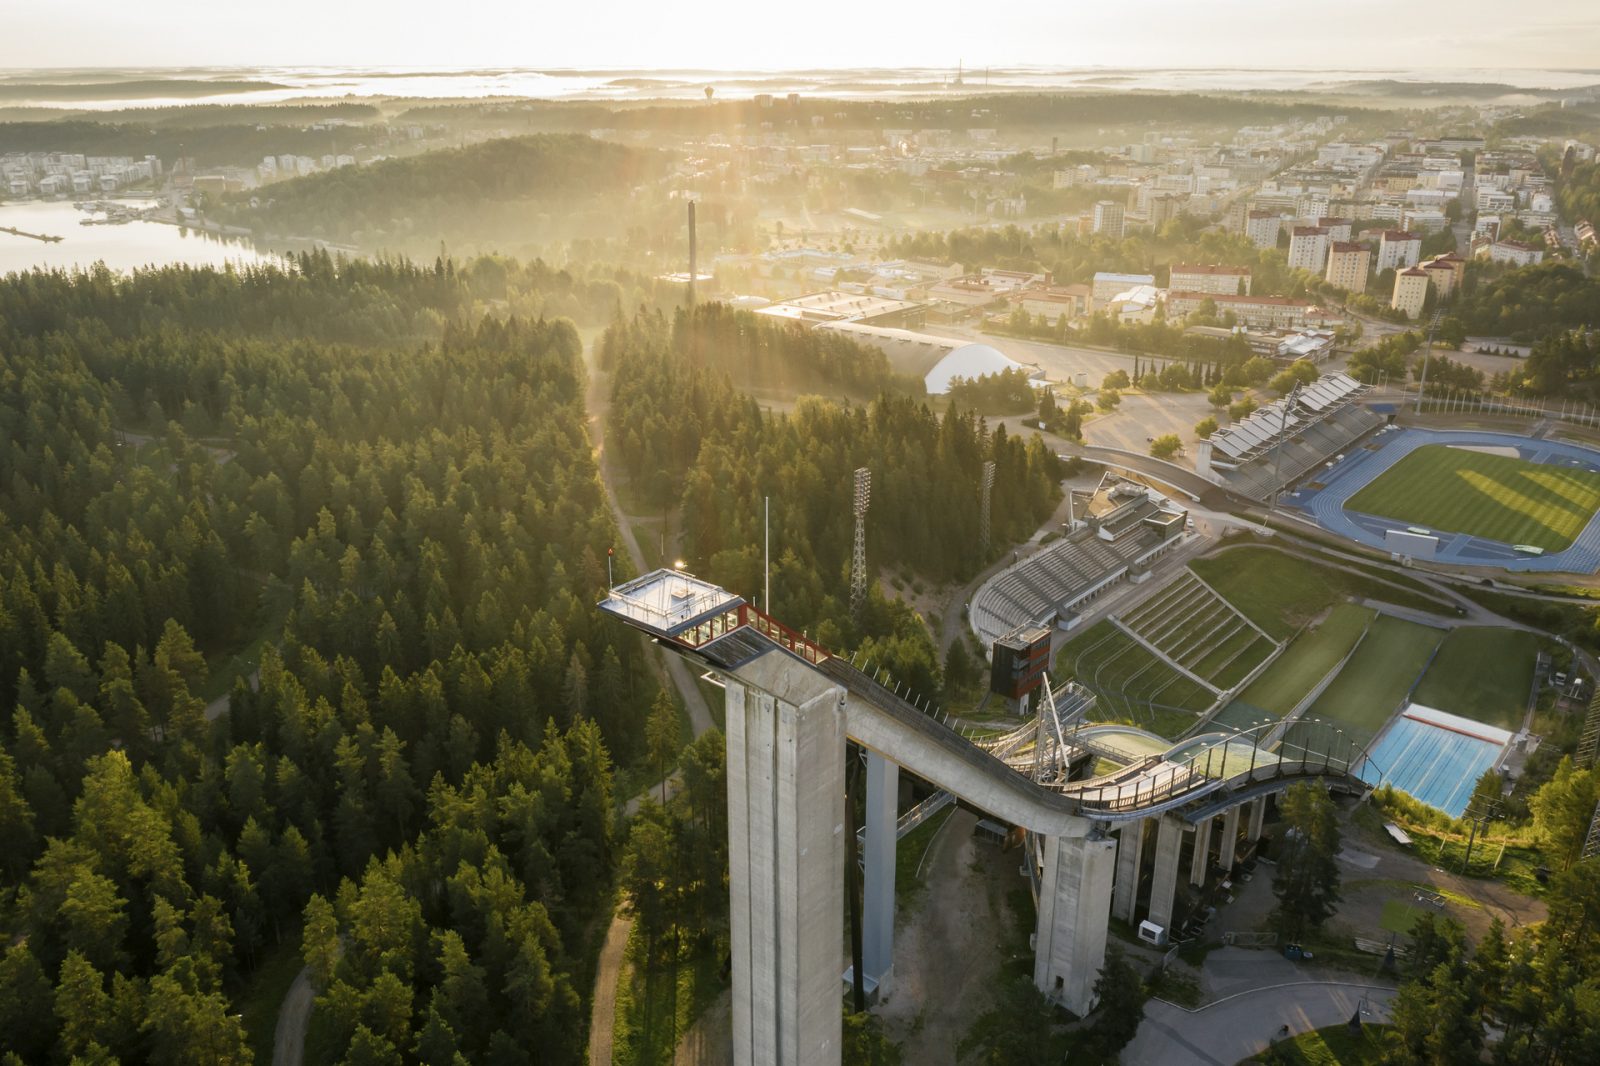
[851,468,871,623]
[1461,798,1499,873]
[686,200,697,307]
[1264,381,1302,529]
[979,460,996,558]
[1415,309,1443,414]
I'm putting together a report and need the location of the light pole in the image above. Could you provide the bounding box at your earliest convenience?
[1414,309,1443,414]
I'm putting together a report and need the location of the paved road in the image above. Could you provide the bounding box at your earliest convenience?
[1124,981,1397,1066]
[271,968,315,1066]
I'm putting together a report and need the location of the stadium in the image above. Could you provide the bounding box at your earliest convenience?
[1285,426,1600,573]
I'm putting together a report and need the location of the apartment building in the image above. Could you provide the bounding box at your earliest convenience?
[1391,268,1430,319]
[1287,226,1331,272]
[1324,242,1371,292]
[1376,230,1422,273]
[1168,263,1252,296]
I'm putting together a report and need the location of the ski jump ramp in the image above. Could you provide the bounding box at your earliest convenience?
[600,570,1372,1065]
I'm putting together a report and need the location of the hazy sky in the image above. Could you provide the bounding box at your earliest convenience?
[5,0,1600,71]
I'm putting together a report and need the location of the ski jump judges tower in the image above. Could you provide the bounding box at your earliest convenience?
[599,569,1374,1065]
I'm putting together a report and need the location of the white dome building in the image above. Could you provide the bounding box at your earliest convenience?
[923,342,1031,395]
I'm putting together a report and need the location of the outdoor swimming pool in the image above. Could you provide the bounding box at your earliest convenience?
[1360,705,1512,818]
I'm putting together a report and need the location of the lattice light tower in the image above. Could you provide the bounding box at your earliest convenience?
[1577,692,1600,768]
[851,467,871,622]
[1584,797,1600,863]
[980,460,996,558]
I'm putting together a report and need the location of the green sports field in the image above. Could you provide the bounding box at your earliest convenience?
[1344,444,1600,552]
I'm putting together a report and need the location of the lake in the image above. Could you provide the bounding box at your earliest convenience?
[0,199,278,276]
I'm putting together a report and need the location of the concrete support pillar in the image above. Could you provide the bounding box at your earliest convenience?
[1247,795,1267,842]
[1190,815,1213,888]
[1146,817,1184,933]
[862,751,898,995]
[1033,832,1117,1017]
[725,681,847,1066]
[1218,804,1242,873]
[1112,818,1146,923]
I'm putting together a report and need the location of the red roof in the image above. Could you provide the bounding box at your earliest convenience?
[1170,263,1252,276]
[1170,291,1314,307]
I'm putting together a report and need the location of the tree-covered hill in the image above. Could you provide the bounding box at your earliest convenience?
[213,134,673,253]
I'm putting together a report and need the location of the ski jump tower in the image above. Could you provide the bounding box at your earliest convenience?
[599,570,1372,1065]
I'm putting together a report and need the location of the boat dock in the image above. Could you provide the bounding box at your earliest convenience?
[0,226,63,243]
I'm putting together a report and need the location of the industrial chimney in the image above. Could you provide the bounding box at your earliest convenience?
[687,200,697,307]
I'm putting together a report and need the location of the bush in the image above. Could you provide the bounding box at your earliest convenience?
[1150,434,1182,460]
[1097,388,1122,412]
[1195,415,1218,439]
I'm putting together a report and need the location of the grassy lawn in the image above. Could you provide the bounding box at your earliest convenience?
[1218,604,1374,730]
[1344,444,1600,551]
[1239,1024,1389,1065]
[236,935,304,1066]
[1190,548,1448,640]
[1305,616,1444,735]
[1411,627,1539,731]
[612,927,724,1066]
[1379,898,1422,935]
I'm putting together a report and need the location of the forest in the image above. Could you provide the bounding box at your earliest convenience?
[1447,261,1600,341]
[886,220,1305,296]
[0,258,665,1063]
[394,91,1370,140]
[0,113,387,170]
[212,135,673,254]
[603,305,1063,698]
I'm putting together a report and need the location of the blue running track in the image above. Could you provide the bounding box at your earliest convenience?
[1284,426,1600,574]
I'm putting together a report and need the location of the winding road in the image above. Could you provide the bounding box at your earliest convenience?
[584,351,723,1064]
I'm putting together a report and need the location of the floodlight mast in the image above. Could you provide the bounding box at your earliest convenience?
[851,468,871,621]
[1264,381,1303,529]
[980,459,996,557]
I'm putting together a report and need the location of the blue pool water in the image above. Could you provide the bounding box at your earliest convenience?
[1361,714,1505,818]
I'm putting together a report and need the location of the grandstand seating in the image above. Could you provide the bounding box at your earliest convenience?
[1221,404,1384,501]
[970,528,1164,645]
[1117,571,1278,686]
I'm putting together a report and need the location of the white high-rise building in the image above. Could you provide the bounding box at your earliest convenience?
[1092,200,1125,239]
[1287,226,1331,273]
[1245,210,1280,250]
[1376,230,1422,273]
